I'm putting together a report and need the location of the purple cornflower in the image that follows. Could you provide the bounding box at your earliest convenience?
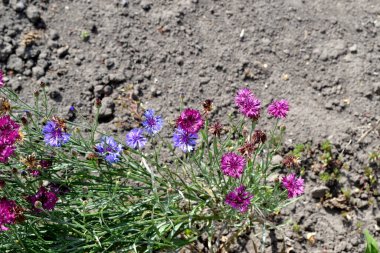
[27,186,58,212]
[281,173,304,198]
[142,109,164,135]
[176,108,204,134]
[220,152,246,178]
[225,185,253,213]
[235,88,252,107]
[95,136,123,163]
[0,115,19,163]
[42,120,71,147]
[0,145,16,164]
[0,70,4,88]
[0,198,20,231]
[268,100,289,119]
[48,183,70,196]
[172,127,198,153]
[235,88,261,119]
[126,128,147,149]
[69,106,75,112]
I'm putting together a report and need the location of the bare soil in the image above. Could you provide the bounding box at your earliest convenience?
[1,0,380,252]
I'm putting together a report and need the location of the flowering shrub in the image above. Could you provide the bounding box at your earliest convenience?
[0,70,304,252]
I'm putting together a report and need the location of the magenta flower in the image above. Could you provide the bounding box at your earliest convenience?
[235,88,261,119]
[281,173,304,198]
[220,152,246,178]
[27,186,58,212]
[0,198,21,231]
[267,100,289,119]
[176,108,204,134]
[0,115,20,145]
[0,70,4,88]
[0,145,16,163]
[225,185,253,213]
[0,115,20,163]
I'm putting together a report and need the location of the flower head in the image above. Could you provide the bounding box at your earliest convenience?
[126,128,147,149]
[203,99,213,114]
[267,100,289,119]
[220,152,246,178]
[238,142,257,157]
[209,121,224,137]
[282,155,300,169]
[27,186,58,212]
[225,185,253,213]
[0,145,16,163]
[0,115,20,145]
[95,136,123,163]
[0,98,11,115]
[235,88,261,119]
[42,120,71,147]
[173,127,198,153]
[142,109,164,135]
[0,198,23,231]
[176,108,204,134]
[48,183,70,196]
[281,173,304,198]
[0,70,4,88]
[252,130,267,145]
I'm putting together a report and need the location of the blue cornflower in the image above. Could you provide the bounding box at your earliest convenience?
[142,109,163,135]
[172,127,198,153]
[95,136,123,164]
[69,106,75,112]
[42,121,71,147]
[126,128,147,149]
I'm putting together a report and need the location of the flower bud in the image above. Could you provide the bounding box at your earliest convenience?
[95,98,102,108]
[34,201,42,209]
[33,89,40,97]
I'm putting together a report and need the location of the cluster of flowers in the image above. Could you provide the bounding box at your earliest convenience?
[94,109,164,163]
[221,88,302,212]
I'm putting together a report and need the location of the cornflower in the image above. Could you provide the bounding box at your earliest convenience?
[95,136,123,163]
[172,127,198,153]
[142,109,164,135]
[267,100,289,119]
[225,185,253,213]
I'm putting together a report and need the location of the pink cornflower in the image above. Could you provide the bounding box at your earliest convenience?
[27,186,58,212]
[176,108,204,134]
[0,70,4,88]
[267,100,289,119]
[281,173,304,198]
[235,88,261,119]
[220,152,246,178]
[0,145,16,163]
[225,185,253,213]
[0,115,20,145]
[0,198,23,231]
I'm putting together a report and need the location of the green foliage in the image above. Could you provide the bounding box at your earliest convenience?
[364,230,379,253]
[80,30,90,42]
[292,143,305,157]
[0,86,296,252]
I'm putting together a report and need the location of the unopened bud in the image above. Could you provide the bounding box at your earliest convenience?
[21,116,28,125]
[34,201,42,209]
[95,98,102,108]
[33,90,40,97]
